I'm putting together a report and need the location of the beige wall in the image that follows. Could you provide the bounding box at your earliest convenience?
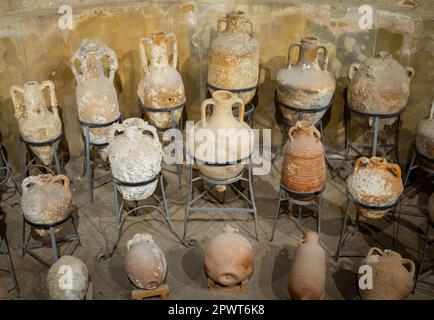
[0,0,433,168]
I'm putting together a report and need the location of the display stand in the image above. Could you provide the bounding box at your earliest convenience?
[19,135,62,179]
[207,277,248,294]
[132,283,170,300]
[79,116,121,202]
[184,156,258,241]
[0,134,20,194]
[139,100,185,186]
[413,218,434,292]
[335,193,399,261]
[270,184,324,241]
[0,233,20,298]
[21,214,81,267]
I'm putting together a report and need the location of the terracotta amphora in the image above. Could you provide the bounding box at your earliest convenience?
[347,157,403,219]
[277,36,336,125]
[137,32,185,130]
[288,232,326,300]
[125,234,167,290]
[415,98,434,167]
[359,247,415,300]
[10,80,62,166]
[207,10,259,104]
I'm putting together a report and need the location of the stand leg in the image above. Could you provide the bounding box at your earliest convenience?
[271,191,282,242]
[336,200,351,261]
[19,140,26,179]
[0,147,20,194]
[53,141,61,174]
[70,214,81,246]
[317,194,323,234]
[84,126,93,202]
[372,117,379,157]
[113,182,121,237]
[183,163,193,239]
[394,115,401,164]
[0,237,20,298]
[413,220,430,293]
[248,158,259,241]
[160,174,170,220]
[49,227,58,263]
[404,151,417,189]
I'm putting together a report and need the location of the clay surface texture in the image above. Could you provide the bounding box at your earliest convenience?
[415,98,434,159]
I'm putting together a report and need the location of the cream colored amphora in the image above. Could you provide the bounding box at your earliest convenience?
[10,80,62,166]
[415,98,434,164]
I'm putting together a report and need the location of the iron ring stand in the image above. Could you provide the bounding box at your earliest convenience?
[0,133,20,195]
[270,184,324,241]
[22,213,81,267]
[79,116,121,202]
[19,135,62,180]
[139,100,185,186]
[0,212,20,298]
[335,193,400,261]
[184,154,259,241]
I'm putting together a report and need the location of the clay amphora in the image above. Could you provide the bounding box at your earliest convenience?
[10,80,62,166]
[347,52,414,114]
[277,36,336,125]
[72,39,120,146]
[188,90,254,185]
[108,118,163,201]
[204,231,254,286]
[288,232,326,300]
[137,32,185,130]
[47,256,89,300]
[415,98,434,165]
[281,121,326,196]
[359,247,415,300]
[125,234,167,290]
[347,157,403,219]
[207,10,259,104]
[21,174,72,230]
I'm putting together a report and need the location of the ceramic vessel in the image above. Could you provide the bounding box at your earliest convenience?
[288,232,325,300]
[204,231,254,286]
[72,39,120,146]
[137,32,185,130]
[281,121,326,196]
[47,256,89,300]
[347,157,403,219]
[415,98,434,164]
[359,247,415,300]
[188,90,254,185]
[125,234,167,290]
[108,118,162,201]
[277,36,335,125]
[10,80,62,165]
[347,52,414,114]
[207,10,259,104]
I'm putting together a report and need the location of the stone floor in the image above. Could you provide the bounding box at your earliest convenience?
[0,153,433,300]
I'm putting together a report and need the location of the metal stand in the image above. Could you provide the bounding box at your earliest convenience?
[335,193,399,261]
[22,214,80,267]
[343,100,404,164]
[184,156,258,241]
[19,135,62,179]
[139,100,185,186]
[79,116,121,202]
[270,184,324,241]
[0,134,20,195]
[414,219,434,292]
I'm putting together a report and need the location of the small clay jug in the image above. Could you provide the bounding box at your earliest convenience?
[277,36,336,125]
[188,90,254,188]
[72,39,120,147]
[137,32,185,130]
[108,118,163,201]
[125,234,167,290]
[288,232,326,300]
[415,98,434,165]
[359,247,415,300]
[204,230,254,286]
[281,121,326,196]
[347,52,414,114]
[10,80,62,166]
[347,157,403,219]
[47,256,89,300]
[207,10,259,104]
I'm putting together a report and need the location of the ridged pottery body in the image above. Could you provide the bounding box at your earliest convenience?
[188,90,254,182]
[281,121,326,198]
[428,193,434,224]
[47,256,89,300]
[72,39,120,146]
[137,32,185,130]
[108,118,162,201]
[415,98,434,167]
[204,232,254,286]
[21,174,72,236]
[359,247,415,300]
[347,157,403,219]
[277,37,336,125]
[288,232,325,300]
[10,81,62,166]
[347,52,414,114]
[208,10,259,104]
[125,234,167,290]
